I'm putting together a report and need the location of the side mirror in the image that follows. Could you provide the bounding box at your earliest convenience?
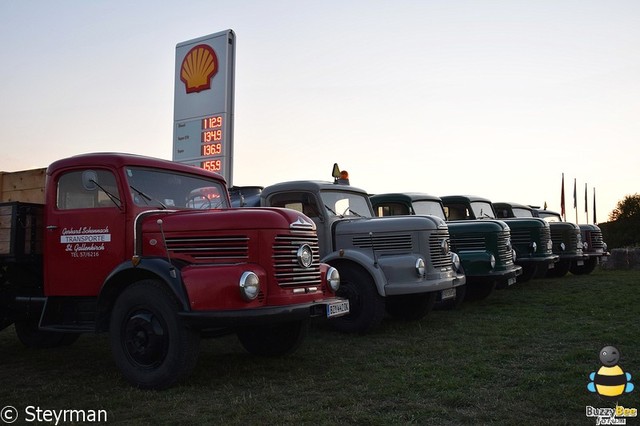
[82,170,98,191]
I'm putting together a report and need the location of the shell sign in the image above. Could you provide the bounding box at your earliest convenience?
[180,44,219,94]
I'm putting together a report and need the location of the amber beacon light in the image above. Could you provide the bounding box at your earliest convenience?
[180,44,219,93]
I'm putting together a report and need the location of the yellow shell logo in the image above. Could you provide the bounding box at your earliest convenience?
[180,44,218,93]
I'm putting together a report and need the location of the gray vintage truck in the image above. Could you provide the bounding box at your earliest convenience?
[440,195,558,282]
[370,193,521,301]
[494,202,584,278]
[533,208,609,275]
[231,176,466,333]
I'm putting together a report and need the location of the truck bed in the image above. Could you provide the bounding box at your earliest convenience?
[0,168,46,203]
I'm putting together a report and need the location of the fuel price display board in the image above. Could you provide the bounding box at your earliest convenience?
[173,30,235,184]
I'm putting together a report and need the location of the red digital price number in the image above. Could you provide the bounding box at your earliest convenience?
[202,129,222,143]
[202,143,222,156]
[202,115,223,129]
[201,159,222,172]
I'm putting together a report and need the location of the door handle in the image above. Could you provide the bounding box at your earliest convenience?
[46,225,58,230]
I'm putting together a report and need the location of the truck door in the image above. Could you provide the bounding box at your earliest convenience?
[44,169,126,296]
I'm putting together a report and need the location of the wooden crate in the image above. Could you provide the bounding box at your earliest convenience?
[0,202,44,258]
[0,168,46,203]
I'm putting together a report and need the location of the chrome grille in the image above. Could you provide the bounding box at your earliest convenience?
[352,233,412,253]
[587,230,604,251]
[429,231,452,268]
[550,228,578,251]
[450,234,485,252]
[496,231,514,264]
[273,232,322,287]
[166,235,248,262]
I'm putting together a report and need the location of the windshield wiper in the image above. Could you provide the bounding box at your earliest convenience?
[130,185,166,209]
[90,179,122,210]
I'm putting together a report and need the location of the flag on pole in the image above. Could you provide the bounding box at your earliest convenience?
[560,173,566,220]
[593,187,597,224]
[573,178,577,209]
[584,183,588,223]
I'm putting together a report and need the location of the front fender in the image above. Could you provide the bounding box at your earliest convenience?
[322,249,388,296]
[95,258,190,331]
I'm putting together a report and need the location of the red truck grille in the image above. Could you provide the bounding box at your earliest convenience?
[273,232,322,287]
[165,235,249,263]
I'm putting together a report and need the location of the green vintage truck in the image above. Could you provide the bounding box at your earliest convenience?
[533,208,609,275]
[231,177,466,334]
[494,202,585,278]
[370,193,522,301]
[440,195,558,282]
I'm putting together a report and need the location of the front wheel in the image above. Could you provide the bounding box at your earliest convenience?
[546,260,571,278]
[331,266,385,334]
[570,257,598,275]
[109,280,200,390]
[388,292,438,318]
[237,321,308,357]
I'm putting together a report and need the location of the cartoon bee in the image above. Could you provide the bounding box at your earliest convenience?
[587,346,635,400]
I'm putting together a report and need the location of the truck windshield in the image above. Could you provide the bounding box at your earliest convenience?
[412,201,446,220]
[125,167,229,209]
[512,208,534,218]
[320,190,373,218]
[538,211,562,222]
[470,202,496,219]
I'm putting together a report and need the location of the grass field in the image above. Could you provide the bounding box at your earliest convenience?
[1,269,638,425]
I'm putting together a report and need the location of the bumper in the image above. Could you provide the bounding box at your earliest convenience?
[468,265,523,289]
[178,297,349,328]
[384,272,466,296]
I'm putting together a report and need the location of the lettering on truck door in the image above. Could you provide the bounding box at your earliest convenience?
[44,169,126,296]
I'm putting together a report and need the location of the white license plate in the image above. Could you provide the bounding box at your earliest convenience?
[576,260,584,266]
[507,277,517,286]
[441,288,456,300]
[327,300,350,318]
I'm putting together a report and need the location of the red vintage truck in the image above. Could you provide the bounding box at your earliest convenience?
[0,153,348,389]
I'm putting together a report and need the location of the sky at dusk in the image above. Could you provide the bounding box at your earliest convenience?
[1,1,638,223]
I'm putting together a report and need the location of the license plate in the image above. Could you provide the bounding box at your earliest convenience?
[548,263,555,269]
[576,260,584,266]
[441,288,456,300]
[327,300,350,318]
[507,277,517,286]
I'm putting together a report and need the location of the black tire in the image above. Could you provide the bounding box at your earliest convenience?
[546,260,571,278]
[14,318,80,348]
[465,281,495,301]
[331,265,385,334]
[388,291,438,318]
[570,257,598,275]
[517,264,537,283]
[109,280,200,390]
[237,321,308,357]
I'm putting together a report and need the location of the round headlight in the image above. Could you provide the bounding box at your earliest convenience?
[441,239,449,255]
[529,241,537,253]
[416,258,426,277]
[512,249,517,262]
[603,242,608,251]
[239,271,260,301]
[490,254,496,269]
[560,242,566,251]
[583,241,589,250]
[297,244,313,268]
[326,266,340,292]
[546,239,553,251]
[451,252,461,272]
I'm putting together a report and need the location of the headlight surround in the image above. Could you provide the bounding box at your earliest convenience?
[239,271,260,301]
[297,244,314,268]
[326,266,340,292]
[416,258,426,277]
[546,239,553,251]
[512,249,517,262]
[560,242,566,251]
[451,252,461,273]
[490,254,496,269]
[529,241,537,253]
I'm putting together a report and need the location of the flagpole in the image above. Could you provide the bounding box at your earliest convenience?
[573,178,577,224]
[585,183,588,224]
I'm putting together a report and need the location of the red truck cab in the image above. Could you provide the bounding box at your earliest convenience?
[1,153,348,389]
